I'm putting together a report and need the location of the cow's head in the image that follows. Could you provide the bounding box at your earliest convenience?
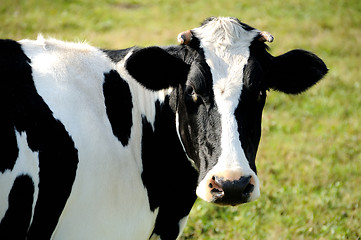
[125,17,327,206]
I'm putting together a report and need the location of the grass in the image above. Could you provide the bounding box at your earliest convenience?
[1,0,360,239]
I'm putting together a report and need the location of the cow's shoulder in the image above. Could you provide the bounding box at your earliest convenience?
[18,36,113,74]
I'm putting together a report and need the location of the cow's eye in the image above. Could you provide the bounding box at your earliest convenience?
[185,85,195,96]
[185,85,198,102]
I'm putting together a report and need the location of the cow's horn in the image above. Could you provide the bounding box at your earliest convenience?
[177,30,193,45]
[258,31,274,43]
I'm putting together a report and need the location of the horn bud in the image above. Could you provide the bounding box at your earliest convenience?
[177,30,193,45]
[258,31,274,43]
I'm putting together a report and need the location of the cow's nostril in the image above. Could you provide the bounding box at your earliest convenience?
[209,175,223,192]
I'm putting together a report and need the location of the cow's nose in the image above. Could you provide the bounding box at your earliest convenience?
[208,175,254,206]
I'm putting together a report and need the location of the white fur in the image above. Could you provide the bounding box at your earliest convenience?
[9,37,170,239]
[192,17,260,202]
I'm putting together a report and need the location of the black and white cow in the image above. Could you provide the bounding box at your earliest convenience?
[0,17,327,240]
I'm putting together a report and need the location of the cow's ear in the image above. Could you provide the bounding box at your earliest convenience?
[267,49,328,94]
[125,46,190,91]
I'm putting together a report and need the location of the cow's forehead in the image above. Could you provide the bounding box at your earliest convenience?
[191,17,259,107]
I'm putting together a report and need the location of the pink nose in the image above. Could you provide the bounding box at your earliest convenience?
[208,175,254,205]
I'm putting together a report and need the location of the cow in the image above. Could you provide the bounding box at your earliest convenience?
[0,17,327,240]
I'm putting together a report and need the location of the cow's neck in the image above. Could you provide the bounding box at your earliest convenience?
[135,86,198,232]
[137,87,186,169]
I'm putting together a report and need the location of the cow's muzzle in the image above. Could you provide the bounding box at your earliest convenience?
[196,168,260,206]
[210,175,254,205]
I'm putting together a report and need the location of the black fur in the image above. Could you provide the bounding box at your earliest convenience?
[236,57,266,173]
[0,109,18,173]
[141,115,159,212]
[103,70,133,146]
[125,46,190,90]
[0,175,34,240]
[268,49,328,94]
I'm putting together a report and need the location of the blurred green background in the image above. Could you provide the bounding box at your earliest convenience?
[1,0,360,239]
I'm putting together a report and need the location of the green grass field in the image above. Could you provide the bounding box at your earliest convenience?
[1,0,360,239]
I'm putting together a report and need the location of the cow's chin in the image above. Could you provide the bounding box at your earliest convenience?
[195,170,260,206]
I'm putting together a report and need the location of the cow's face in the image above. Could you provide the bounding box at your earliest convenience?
[175,17,266,205]
[125,17,327,206]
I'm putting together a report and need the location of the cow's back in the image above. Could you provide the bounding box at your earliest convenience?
[0,37,158,239]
